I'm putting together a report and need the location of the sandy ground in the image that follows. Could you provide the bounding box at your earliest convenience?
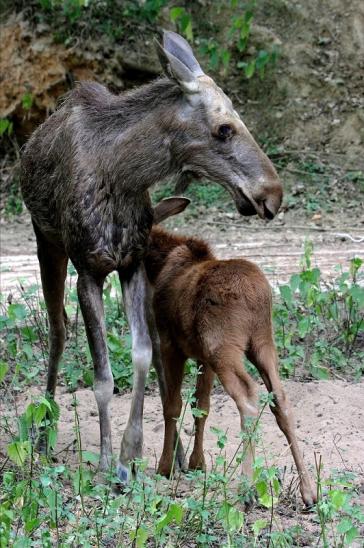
[2,380,363,486]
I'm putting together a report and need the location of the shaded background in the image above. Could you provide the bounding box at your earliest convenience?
[1,0,363,222]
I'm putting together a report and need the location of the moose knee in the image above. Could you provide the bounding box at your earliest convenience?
[132,343,152,373]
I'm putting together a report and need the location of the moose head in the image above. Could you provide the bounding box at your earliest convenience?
[156,31,283,220]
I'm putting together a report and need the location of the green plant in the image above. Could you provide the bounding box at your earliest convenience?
[170,6,193,41]
[0,118,13,137]
[314,455,364,547]
[274,244,364,379]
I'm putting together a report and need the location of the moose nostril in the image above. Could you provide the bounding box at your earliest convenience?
[263,201,275,220]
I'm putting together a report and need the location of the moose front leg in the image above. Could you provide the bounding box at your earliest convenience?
[77,272,114,472]
[117,264,153,483]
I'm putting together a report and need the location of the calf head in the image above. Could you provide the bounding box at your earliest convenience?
[156,31,283,220]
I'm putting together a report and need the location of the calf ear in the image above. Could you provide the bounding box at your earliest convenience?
[153,197,191,224]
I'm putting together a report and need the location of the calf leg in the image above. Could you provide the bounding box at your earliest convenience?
[117,265,152,483]
[209,347,258,480]
[77,272,113,472]
[147,304,186,470]
[157,343,185,477]
[189,365,215,471]
[249,339,317,507]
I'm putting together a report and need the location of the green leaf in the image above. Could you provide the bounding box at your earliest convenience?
[22,92,33,111]
[130,525,149,547]
[228,506,244,532]
[82,450,99,464]
[22,343,33,361]
[170,7,184,22]
[24,517,40,533]
[7,303,27,321]
[337,517,353,534]
[252,518,268,537]
[0,118,13,136]
[330,489,346,510]
[156,503,184,533]
[244,59,256,78]
[0,361,8,383]
[259,492,277,508]
[344,526,359,544]
[34,403,48,425]
[182,16,193,41]
[7,441,30,466]
[279,284,292,305]
[48,428,58,451]
[311,365,330,380]
[298,316,310,337]
[191,407,207,418]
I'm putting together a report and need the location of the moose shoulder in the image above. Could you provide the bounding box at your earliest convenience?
[20,31,282,483]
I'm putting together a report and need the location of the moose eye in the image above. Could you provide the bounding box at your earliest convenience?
[217,124,234,140]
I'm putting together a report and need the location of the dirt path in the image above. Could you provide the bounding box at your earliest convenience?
[1,212,363,294]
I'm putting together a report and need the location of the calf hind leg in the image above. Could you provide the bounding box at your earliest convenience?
[157,345,185,478]
[189,365,215,471]
[249,339,317,507]
[147,306,186,470]
[208,347,259,481]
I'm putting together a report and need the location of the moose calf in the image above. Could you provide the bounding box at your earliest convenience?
[146,198,316,507]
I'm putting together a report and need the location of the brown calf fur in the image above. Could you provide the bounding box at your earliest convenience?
[145,198,317,507]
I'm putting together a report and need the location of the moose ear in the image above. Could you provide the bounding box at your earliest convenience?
[154,30,204,94]
[153,197,191,224]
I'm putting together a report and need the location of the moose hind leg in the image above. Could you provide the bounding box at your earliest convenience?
[77,272,114,472]
[35,225,68,398]
[33,225,68,453]
[117,265,152,483]
[250,340,317,507]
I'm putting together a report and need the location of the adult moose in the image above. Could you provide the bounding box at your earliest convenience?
[20,31,282,483]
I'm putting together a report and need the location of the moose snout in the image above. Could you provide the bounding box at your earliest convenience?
[252,179,283,220]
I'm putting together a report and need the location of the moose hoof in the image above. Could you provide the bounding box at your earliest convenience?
[116,462,131,484]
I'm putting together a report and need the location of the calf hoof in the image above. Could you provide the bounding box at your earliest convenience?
[301,489,318,509]
[157,459,174,478]
[188,454,206,471]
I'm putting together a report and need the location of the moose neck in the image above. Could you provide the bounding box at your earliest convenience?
[78,78,184,195]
